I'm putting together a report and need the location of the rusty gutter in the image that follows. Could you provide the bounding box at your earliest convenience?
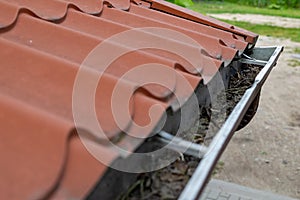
[179,46,283,200]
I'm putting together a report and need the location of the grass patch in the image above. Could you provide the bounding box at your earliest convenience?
[188,2,300,43]
[260,151,268,155]
[288,59,300,67]
[293,47,300,53]
[215,19,300,42]
[212,161,225,175]
[189,2,300,19]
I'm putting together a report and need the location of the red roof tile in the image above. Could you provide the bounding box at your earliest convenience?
[0,0,258,199]
[147,0,258,43]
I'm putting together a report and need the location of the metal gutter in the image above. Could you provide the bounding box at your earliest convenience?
[179,46,284,200]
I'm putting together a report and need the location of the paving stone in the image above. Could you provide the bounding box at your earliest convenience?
[199,179,298,200]
[206,190,220,199]
[217,197,229,200]
[220,191,231,198]
[228,194,240,200]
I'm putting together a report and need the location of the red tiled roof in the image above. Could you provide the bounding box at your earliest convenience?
[0,0,258,199]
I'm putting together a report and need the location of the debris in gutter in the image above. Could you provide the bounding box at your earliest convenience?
[119,63,262,200]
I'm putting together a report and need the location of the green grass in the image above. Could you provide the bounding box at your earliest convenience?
[288,59,300,67]
[187,1,300,43]
[218,19,300,42]
[189,2,300,18]
[212,160,225,175]
[293,47,300,53]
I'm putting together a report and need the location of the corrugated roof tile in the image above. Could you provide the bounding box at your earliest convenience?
[148,0,258,43]
[0,0,259,199]
[129,4,248,51]
[0,93,73,200]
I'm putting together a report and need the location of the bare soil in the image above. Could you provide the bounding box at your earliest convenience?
[214,36,300,199]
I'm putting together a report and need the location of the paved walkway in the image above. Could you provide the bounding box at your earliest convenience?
[199,179,299,200]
